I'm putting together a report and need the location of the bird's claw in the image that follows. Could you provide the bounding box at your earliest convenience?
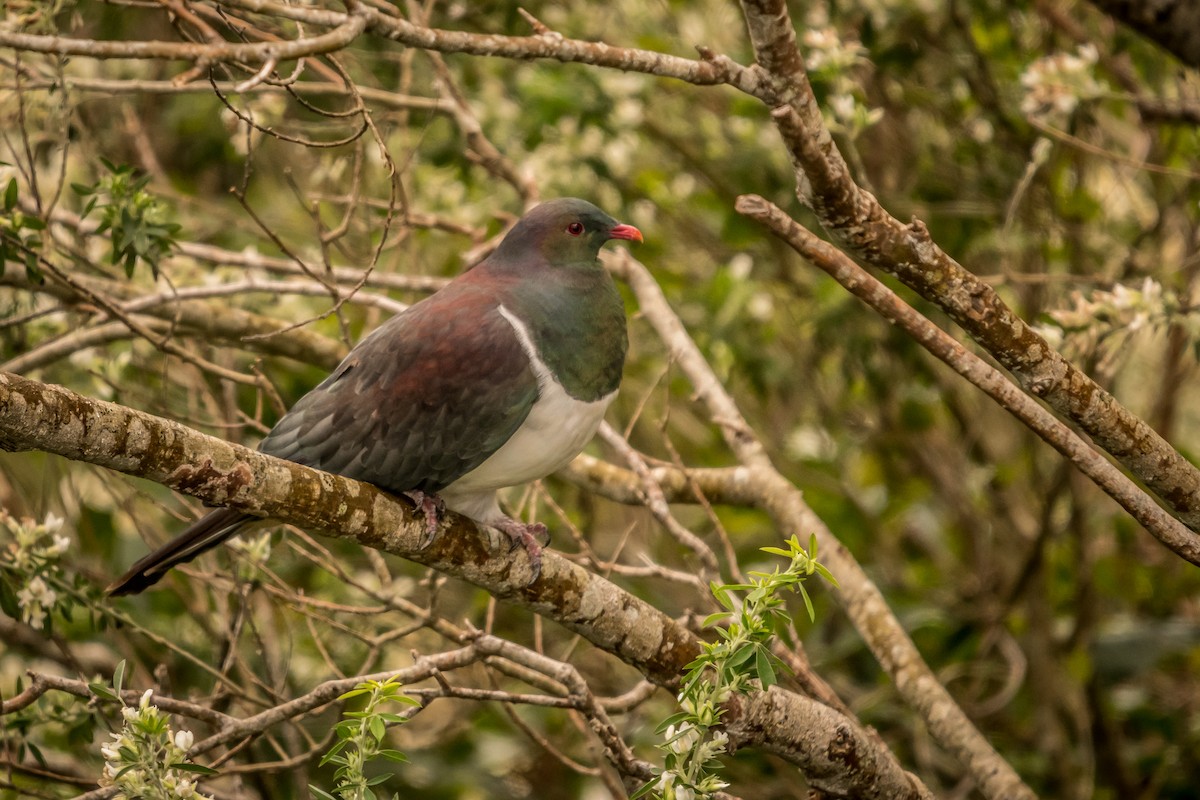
[403,490,445,550]
[493,519,547,584]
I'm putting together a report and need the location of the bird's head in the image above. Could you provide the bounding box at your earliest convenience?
[492,198,642,268]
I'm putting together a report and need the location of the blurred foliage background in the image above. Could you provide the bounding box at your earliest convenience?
[3,0,1200,798]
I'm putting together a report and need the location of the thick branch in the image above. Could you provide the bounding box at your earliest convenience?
[737,0,1200,540]
[736,194,1200,566]
[0,371,928,800]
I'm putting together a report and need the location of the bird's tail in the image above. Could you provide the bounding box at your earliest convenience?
[107,508,255,596]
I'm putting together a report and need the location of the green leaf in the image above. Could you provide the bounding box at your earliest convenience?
[376,748,408,763]
[711,583,733,610]
[3,178,16,212]
[701,611,730,628]
[755,646,777,690]
[798,584,816,622]
[0,578,20,619]
[24,250,41,282]
[88,683,119,703]
[814,562,838,586]
[308,785,339,800]
[630,779,657,799]
[337,687,370,701]
[728,643,757,669]
[26,741,47,769]
[369,714,386,742]
[654,712,691,734]
[112,660,126,697]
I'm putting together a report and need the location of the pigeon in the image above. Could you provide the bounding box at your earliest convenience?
[108,198,641,594]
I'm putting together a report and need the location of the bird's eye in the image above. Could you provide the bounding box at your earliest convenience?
[566,222,585,236]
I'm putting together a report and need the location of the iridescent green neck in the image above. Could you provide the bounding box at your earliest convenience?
[500,264,627,402]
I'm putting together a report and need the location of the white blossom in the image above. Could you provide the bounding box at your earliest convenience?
[1020,45,1108,121]
[829,92,857,123]
[174,729,194,752]
[727,253,753,281]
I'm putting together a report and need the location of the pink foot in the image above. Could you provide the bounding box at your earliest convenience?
[492,518,548,583]
[403,490,445,550]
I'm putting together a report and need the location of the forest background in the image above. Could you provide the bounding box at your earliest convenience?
[2,1,1200,798]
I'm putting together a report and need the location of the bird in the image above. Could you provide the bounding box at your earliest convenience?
[108,198,642,595]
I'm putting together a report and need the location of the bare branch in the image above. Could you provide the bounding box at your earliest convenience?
[0,13,368,64]
[0,262,348,371]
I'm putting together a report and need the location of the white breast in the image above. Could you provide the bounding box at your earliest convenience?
[439,305,615,524]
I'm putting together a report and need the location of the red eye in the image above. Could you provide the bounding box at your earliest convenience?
[566,222,584,236]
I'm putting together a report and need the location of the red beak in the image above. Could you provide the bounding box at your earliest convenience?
[609,223,643,244]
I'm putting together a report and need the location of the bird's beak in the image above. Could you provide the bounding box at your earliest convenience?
[609,223,643,244]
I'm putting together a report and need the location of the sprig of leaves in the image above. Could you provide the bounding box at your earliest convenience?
[311,676,420,800]
[0,172,47,282]
[92,661,217,800]
[72,159,180,279]
[0,511,72,631]
[638,535,837,800]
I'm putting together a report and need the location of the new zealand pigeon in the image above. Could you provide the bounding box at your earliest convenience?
[108,198,642,595]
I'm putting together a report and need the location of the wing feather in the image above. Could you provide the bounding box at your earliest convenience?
[259,282,538,495]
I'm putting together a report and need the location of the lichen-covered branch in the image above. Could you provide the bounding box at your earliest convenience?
[0,371,929,799]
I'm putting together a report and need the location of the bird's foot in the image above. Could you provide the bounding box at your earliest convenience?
[492,518,547,584]
[403,490,445,550]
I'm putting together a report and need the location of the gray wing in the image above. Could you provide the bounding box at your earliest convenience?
[259,284,539,495]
